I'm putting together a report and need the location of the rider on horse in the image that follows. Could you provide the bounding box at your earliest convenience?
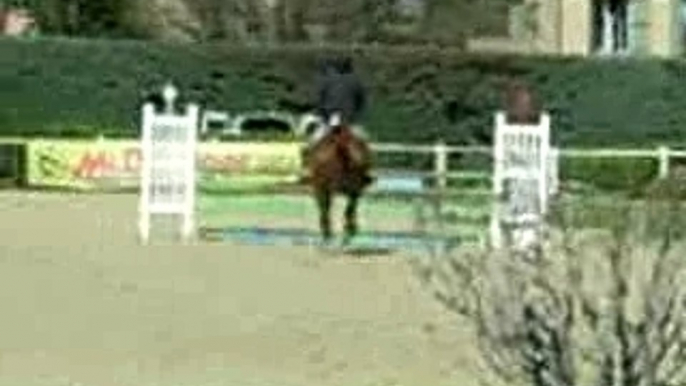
[299,55,371,183]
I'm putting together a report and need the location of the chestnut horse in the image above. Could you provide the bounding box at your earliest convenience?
[302,121,374,246]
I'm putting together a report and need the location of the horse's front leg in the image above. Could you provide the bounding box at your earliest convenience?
[343,192,359,245]
[315,189,333,243]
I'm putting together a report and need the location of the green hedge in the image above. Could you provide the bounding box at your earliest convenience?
[2,37,686,191]
[561,157,659,195]
[2,37,686,148]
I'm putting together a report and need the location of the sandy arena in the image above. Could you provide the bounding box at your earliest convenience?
[0,191,484,386]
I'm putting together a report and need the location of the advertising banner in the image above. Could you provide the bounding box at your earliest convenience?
[27,140,302,191]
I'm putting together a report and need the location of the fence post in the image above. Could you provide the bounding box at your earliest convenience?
[162,82,178,114]
[548,147,559,196]
[434,140,448,189]
[658,145,670,179]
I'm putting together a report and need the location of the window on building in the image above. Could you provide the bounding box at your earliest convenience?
[592,0,630,55]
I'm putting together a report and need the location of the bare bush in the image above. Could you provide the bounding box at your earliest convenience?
[415,196,686,386]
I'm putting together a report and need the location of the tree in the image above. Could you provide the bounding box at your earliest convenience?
[6,0,527,45]
[8,0,141,38]
[181,0,261,42]
[415,189,686,386]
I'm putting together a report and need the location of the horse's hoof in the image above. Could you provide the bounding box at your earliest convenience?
[341,234,355,247]
[317,236,335,250]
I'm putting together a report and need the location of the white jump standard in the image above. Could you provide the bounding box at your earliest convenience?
[138,83,200,244]
[490,111,557,251]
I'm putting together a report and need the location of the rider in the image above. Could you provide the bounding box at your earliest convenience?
[300,55,370,181]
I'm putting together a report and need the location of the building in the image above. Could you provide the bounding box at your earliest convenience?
[468,0,683,58]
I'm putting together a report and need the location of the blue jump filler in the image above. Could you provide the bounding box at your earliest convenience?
[200,226,459,253]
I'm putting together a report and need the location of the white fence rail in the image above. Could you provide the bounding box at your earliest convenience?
[373,142,686,187]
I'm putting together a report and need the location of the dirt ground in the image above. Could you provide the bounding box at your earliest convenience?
[0,191,483,386]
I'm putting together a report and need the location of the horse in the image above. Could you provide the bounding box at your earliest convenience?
[301,116,374,246]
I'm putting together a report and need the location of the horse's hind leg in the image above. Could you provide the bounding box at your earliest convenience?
[343,192,360,245]
[315,189,333,243]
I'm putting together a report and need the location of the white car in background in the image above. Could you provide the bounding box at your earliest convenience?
[201,110,320,142]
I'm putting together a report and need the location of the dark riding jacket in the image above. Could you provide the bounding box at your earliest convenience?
[316,71,367,126]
